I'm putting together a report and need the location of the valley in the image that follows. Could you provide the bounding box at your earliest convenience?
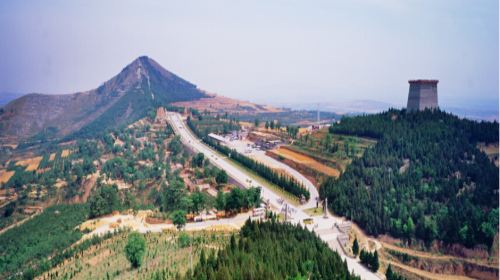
[0,57,497,280]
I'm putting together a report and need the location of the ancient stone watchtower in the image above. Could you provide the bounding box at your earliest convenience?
[407,79,439,111]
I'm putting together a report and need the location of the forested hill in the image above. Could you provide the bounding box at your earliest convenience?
[185,219,359,280]
[321,109,499,248]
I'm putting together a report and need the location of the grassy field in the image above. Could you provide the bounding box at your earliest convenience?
[38,230,230,280]
[303,207,324,216]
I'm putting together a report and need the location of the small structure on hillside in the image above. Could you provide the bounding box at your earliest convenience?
[407,79,439,111]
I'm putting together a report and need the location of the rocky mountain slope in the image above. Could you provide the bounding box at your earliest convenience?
[0,56,208,140]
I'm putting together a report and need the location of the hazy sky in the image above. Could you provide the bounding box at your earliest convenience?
[0,0,498,110]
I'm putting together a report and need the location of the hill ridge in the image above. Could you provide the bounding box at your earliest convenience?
[0,56,207,140]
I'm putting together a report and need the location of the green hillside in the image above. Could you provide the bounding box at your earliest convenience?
[73,56,206,139]
[321,109,499,248]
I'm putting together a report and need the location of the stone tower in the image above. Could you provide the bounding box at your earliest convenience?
[407,80,439,111]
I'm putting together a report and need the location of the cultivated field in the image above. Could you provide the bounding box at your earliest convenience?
[271,146,340,177]
[16,156,43,171]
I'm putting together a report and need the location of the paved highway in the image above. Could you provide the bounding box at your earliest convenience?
[166,112,380,280]
[225,139,320,210]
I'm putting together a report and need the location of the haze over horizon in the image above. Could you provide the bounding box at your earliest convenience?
[0,0,498,115]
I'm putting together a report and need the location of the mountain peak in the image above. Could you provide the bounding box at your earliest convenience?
[107,56,185,91]
[0,56,207,138]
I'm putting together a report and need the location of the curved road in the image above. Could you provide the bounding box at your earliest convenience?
[226,140,319,210]
[166,112,380,280]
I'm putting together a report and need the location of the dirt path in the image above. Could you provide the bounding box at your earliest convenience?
[382,241,452,261]
[0,210,42,235]
[81,171,99,202]
[382,241,497,268]
[390,261,474,280]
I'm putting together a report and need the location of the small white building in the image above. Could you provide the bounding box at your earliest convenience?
[208,133,226,144]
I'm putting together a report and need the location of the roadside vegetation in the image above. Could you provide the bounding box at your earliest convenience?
[187,113,310,200]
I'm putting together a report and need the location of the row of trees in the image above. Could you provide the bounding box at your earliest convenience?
[254,118,299,138]
[188,113,240,136]
[184,219,359,280]
[359,249,379,272]
[188,117,310,200]
[264,120,281,130]
[321,109,499,248]
[212,140,310,200]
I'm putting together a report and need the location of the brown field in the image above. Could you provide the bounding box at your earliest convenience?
[16,156,43,171]
[478,142,499,155]
[0,170,15,184]
[272,146,340,177]
[49,153,56,161]
[172,95,282,114]
[61,149,71,158]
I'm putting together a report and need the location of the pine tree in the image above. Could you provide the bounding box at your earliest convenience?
[372,251,379,271]
[352,237,359,256]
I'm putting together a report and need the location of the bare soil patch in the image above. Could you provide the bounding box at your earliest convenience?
[16,156,43,171]
[172,95,282,114]
[271,146,340,177]
[0,170,15,184]
[61,149,71,158]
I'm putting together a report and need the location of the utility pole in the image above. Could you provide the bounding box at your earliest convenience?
[323,198,328,218]
[317,103,320,126]
[284,203,288,221]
